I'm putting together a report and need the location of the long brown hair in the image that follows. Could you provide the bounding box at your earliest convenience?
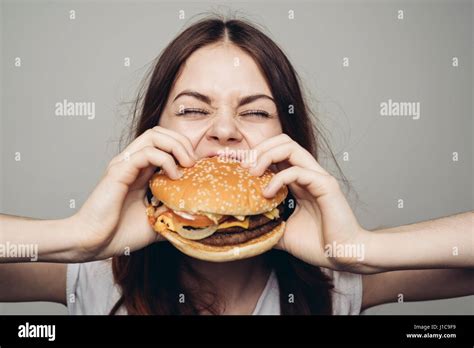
[111,16,344,315]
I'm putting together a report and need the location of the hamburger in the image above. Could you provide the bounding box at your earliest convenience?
[146,156,288,262]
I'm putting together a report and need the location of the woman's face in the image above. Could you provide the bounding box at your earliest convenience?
[159,43,282,159]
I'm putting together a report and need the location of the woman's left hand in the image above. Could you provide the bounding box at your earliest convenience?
[241,134,370,272]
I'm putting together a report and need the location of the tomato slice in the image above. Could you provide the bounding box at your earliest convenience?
[171,210,215,228]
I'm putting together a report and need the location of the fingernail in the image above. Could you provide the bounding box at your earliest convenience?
[248,161,257,169]
[249,166,260,176]
[175,169,183,179]
[262,185,272,196]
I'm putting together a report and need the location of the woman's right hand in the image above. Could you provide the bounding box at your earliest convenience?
[71,126,197,262]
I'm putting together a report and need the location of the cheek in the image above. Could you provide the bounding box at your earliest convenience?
[158,114,207,146]
[239,119,282,147]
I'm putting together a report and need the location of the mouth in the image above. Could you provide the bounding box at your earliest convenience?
[201,148,255,163]
[200,150,220,159]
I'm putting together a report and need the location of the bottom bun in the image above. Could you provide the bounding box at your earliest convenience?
[158,222,286,262]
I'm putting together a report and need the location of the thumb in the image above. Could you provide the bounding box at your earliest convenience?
[130,166,157,191]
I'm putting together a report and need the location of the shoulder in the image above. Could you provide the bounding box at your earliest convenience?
[321,267,363,315]
[66,259,125,315]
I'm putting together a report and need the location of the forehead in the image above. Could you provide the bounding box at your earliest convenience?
[171,43,273,99]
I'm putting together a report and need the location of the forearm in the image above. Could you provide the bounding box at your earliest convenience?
[0,214,82,263]
[361,211,473,272]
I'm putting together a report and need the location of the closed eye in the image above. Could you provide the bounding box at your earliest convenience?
[175,108,210,116]
[239,110,271,118]
[174,108,272,118]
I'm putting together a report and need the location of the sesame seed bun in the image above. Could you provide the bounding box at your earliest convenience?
[159,221,286,262]
[150,156,288,215]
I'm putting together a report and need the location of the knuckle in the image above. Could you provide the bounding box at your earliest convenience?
[143,145,154,153]
[143,145,156,157]
[175,144,188,157]
[105,163,114,173]
[107,157,118,169]
[281,142,295,153]
[159,152,174,165]
[105,162,119,177]
[325,175,340,190]
[287,166,300,176]
[106,153,127,170]
[290,166,300,173]
[152,126,162,132]
[256,151,268,163]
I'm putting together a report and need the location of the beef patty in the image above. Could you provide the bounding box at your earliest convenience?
[196,218,283,246]
[216,203,285,233]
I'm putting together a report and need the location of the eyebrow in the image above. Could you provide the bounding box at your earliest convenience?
[172,89,275,107]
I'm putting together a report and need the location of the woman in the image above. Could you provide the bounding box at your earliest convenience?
[1,17,472,315]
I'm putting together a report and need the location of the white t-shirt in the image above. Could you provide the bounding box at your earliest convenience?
[66,259,362,315]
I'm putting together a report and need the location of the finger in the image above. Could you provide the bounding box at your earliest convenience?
[108,146,182,187]
[127,127,196,160]
[273,239,285,250]
[115,128,159,160]
[133,131,195,168]
[248,141,326,177]
[129,165,156,192]
[152,126,196,160]
[109,130,195,169]
[241,134,293,167]
[262,166,338,200]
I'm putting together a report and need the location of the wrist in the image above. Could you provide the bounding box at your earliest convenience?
[46,216,93,263]
[353,228,388,274]
[333,228,385,274]
[66,213,111,263]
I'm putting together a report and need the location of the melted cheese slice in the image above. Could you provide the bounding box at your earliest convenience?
[217,218,249,230]
[218,207,279,229]
[263,207,280,220]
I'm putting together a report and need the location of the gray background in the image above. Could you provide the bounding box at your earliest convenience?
[1,0,472,314]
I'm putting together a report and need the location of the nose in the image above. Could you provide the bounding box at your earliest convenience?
[205,113,243,146]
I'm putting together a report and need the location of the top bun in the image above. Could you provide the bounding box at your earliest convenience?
[150,156,288,216]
